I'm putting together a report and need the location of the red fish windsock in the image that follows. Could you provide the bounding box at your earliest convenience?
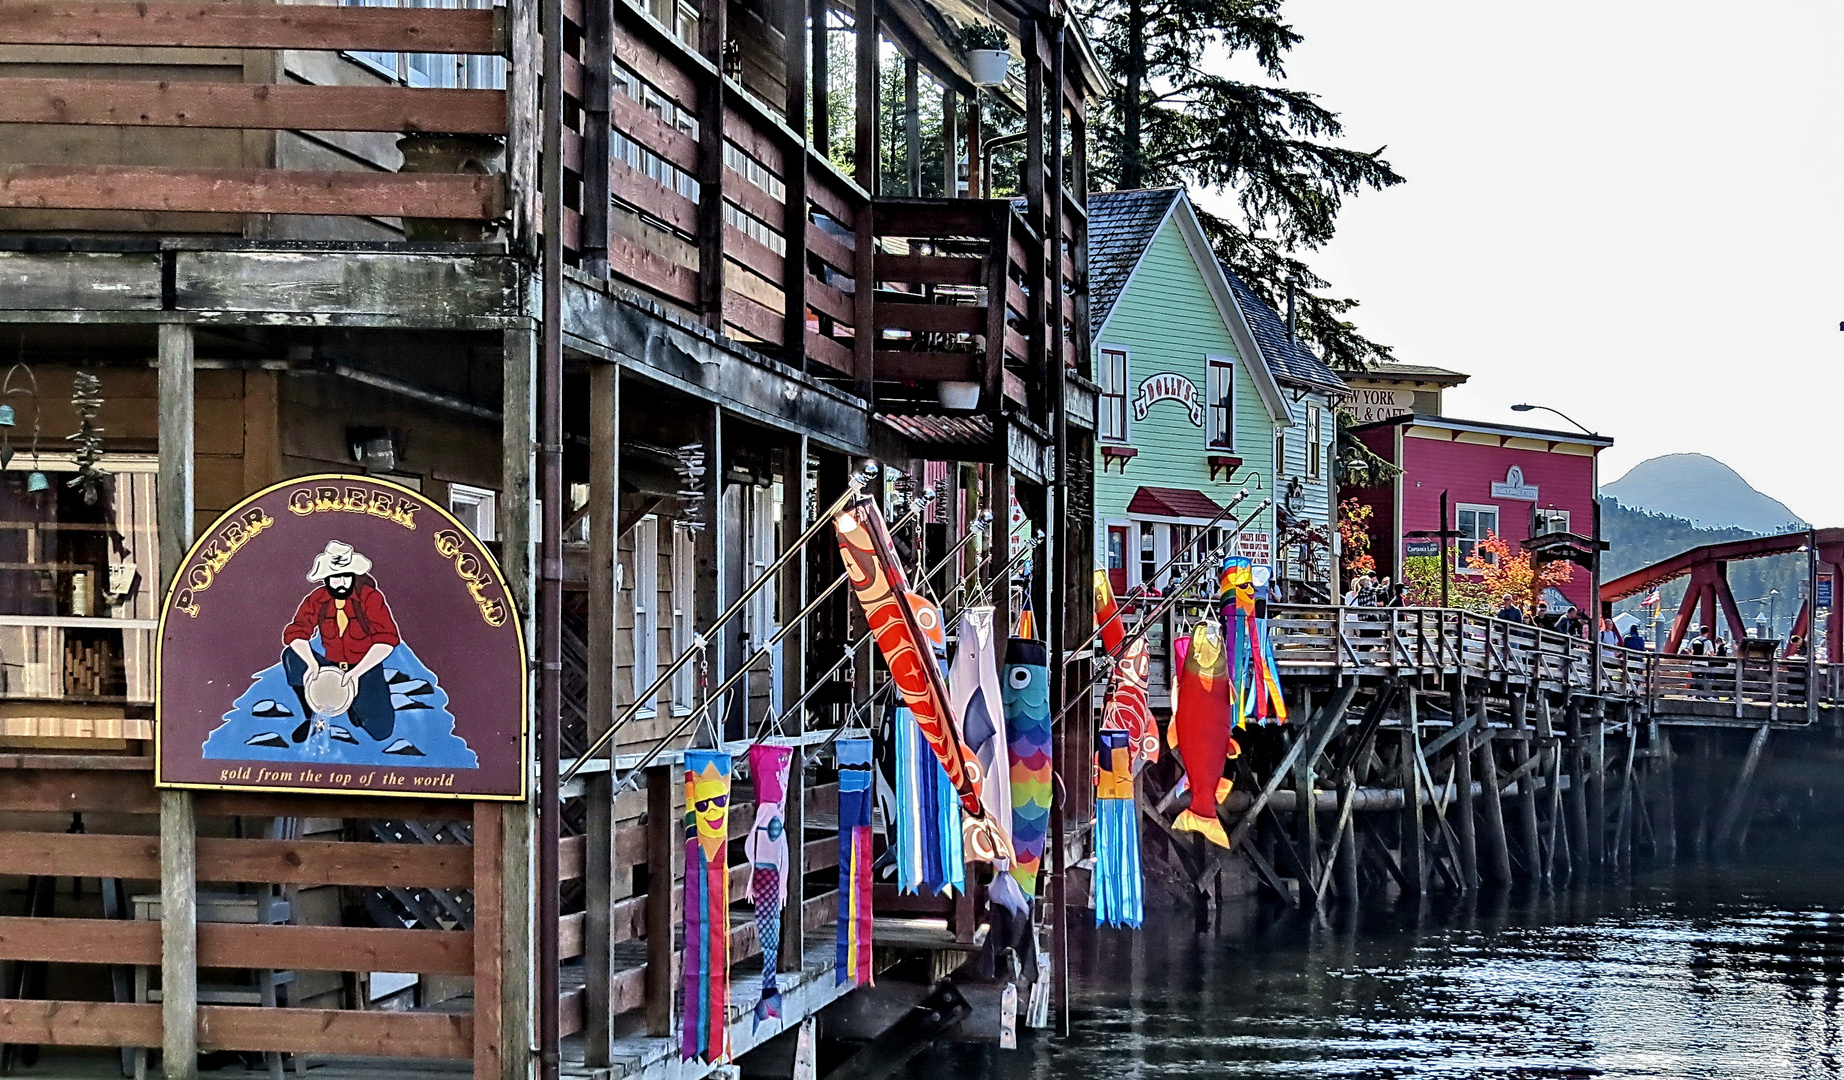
[1171,619,1237,848]
[835,496,1012,864]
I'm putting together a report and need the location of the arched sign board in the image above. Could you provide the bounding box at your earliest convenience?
[157,475,528,800]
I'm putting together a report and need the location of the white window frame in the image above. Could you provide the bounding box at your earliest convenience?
[670,523,696,710]
[1098,346,1130,443]
[1307,405,1324,480]
[631,516,660,704]
[1206,354,1235,449]
[1455,502,1500,569]
[448,483,499,542]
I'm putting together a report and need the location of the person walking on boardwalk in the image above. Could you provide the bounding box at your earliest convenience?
[281,540,402,744]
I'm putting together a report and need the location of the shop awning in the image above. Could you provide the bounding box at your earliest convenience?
[1127,486,1225,521]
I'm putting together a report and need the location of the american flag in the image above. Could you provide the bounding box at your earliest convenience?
[1640,589,1661,607]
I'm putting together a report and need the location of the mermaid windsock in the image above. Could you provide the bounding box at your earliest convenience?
[1094,730,1144,928]
[835,738,874,987]
[1003,637,1052,898]
[835,497,1011,864]
[682,751,732,1062]
[746,744,793,1025]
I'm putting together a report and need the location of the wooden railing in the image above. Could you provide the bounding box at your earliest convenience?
[1261,605,1840,719]
[0,0,509,227]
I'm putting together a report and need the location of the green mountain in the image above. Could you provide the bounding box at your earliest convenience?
[1602,497,1804,642]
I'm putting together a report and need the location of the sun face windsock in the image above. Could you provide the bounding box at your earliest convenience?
[835,737,875,987]
[835,496,1010,864]
[1170,620,1236,848]
[1003,636,1052,898]
[682,750,732,1062]
[745,744,793,1026]
[1094,729,1144,929]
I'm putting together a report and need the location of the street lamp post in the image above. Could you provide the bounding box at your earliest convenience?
[1510,402,1599,436]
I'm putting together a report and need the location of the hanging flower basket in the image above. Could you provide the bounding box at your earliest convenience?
[960,22,1012,86]
[966,48,1011,86]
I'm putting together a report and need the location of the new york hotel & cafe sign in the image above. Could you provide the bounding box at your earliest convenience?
[157,475,528,799]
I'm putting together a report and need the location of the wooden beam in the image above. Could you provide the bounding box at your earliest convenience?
[197,1005,469,1057]
[853,0,877,192]
[0,2,501,53]
[158,319,199,1080]
[780,433,809,972]
[695,0,727,330]
[473,802,506,1080]
[583,361,620,1066]
[0,78,506,133]
[497,324,537,1080]
[0,164,504,219]
[0,1000,159,1048]
[643,763,677,1037]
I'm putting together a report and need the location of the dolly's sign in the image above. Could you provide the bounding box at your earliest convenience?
[157,475,527,800]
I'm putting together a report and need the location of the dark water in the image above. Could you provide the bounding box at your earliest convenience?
[902,853,1844,1078]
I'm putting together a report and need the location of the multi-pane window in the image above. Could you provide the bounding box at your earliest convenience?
[1456,504,1499,567]
[1207,356,1235,448]
[343,0,506,89]
[1099,348,1128,442]
[1307,405,1324,479]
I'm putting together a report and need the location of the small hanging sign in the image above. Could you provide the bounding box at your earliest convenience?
[1000,982,1019,1049]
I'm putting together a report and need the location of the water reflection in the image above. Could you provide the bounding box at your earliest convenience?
[900,860,1844,1078]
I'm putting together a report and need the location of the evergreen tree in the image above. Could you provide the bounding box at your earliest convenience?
[1083,0,1402,368]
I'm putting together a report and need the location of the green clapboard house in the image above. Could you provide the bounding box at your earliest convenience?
[1088,188,1291,633]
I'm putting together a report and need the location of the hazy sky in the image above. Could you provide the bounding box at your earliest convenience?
[1200,2,1844,522]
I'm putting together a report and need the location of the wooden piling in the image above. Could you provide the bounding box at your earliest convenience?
[1508,692,1543,881]
[1476,724,1513,886]
[1587,699,1608,866]
[1400,688,1427,897]
[1652,722,1678,860]
[1714,721,1771,854]
[158,321,199,1080]
[1450,698,1480,893]
[1565,698,1590,876]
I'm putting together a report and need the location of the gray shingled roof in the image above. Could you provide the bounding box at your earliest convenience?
[1221,269,1348,393]
[1086,188,1180,335]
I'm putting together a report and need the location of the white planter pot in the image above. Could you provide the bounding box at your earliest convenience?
[967,49,1011,86]
[937,380,981,410]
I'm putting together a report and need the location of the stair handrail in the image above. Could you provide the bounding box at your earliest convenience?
[562,466,877,783]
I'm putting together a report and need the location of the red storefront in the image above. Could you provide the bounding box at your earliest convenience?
[1347,415,1614,610]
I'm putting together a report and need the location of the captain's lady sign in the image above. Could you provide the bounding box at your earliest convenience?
[157,475,527,800]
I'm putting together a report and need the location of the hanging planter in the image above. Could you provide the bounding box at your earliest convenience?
[960,22,1011,86]
[937,380,981,410]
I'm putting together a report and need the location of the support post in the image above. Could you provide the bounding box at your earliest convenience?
[1587,700,1607,866]
[644,763,680,1036]
[941,89,958,196]
[1450,682,1478,892]
[580,0,613,276]
[500,324,538,1080]
[782,0,810,365]
[157,322,198,1080]
[853,0,877,192]
[903,54,921,195]
[582,363,620,1064]
[1652,722,1678,860]
[810,0,829,156]
[1714,721,1771,853]
[1476,725,1512,886]
[696,0,729,332]
[473,803,507,1080]
[780,436,810,973]
[1508,692,1542,881]
[1399,688,1427,897]
[1565,699,1589,877]
[964,90,982,198]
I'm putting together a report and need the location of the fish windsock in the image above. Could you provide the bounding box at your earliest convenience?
[1094,570,1127,655]
[1003,637,1053,897]
[835,496,1011,864]
[1171,620,1236,848]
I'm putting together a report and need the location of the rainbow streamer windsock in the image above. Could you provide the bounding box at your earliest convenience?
[893,705,965,896]
[835,496,1011,864]
[1003,636,1052,898]
[681,750,732,1063]
[950,606,1027,914]
[835,737,875,987]
[746,744,793,1026]
[1170,621,1236,848]
[1094,730,1144,928]
[1218,557,1287,726]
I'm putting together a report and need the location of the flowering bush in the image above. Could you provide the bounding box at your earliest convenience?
[1337,498,1376,580]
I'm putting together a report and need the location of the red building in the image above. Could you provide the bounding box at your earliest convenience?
[1347,415,1614,610]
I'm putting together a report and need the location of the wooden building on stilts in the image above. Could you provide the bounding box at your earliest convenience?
[0,0,1102,1071]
